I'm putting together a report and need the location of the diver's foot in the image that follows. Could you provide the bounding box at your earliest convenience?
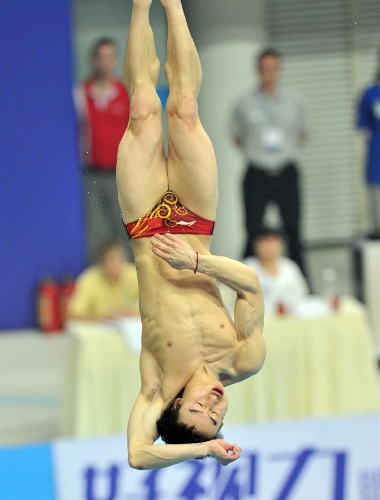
[160,0,182,9]
[133,0,152,8]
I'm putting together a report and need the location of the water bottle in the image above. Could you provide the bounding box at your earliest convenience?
[321,267,340,311]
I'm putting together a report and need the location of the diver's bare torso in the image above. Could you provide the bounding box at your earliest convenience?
[132,235,243,402]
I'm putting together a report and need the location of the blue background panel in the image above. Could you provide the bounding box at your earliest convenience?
[0,444,55,500]
[0,0,86,329]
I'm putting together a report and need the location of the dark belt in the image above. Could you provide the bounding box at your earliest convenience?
[247,161,297,175]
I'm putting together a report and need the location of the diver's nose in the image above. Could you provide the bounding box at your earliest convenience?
[209,394,219,405]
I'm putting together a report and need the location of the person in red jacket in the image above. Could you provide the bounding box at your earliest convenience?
[75,38,131,263]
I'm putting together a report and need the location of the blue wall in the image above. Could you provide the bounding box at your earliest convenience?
[0,0,86,329]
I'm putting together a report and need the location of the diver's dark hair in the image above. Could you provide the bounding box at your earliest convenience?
[156,391,223,457]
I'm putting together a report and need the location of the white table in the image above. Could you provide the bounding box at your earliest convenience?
[61,298,379,437]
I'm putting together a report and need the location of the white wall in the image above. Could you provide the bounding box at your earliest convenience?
[198,42,263,259]
[184,0,267,258]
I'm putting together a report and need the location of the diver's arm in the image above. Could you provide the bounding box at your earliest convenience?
[127,391,241,470]
[151,233,264,303]
[128,348,241,470]
[150,233,265,378]
[195,254,266,377]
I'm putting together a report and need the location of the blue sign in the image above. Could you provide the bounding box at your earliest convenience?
[0,443,55,500]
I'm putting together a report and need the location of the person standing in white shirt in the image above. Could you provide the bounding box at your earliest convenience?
[243,227,308,314]
[231,49,308,275]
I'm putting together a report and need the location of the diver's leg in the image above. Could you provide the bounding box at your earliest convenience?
[117,0,167,223]
[162,0,218,220]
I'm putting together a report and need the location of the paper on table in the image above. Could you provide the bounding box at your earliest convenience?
[293,296,332,318]
[112,317,142,354]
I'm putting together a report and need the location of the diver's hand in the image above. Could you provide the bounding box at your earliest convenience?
[151,233,198,271]
[208,439,242,466]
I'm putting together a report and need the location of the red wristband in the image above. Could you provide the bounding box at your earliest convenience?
[194,252,199,274]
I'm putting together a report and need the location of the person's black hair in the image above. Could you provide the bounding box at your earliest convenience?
[256,48,282,67]
[91,37,117,59]
[253,226,284,241]
[156,391,223,457]
[96,240,124,263]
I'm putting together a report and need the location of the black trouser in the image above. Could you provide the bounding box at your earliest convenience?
[242,161,306,275]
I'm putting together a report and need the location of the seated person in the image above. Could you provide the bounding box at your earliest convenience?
[243,227,308,314]
[67,242,139,321]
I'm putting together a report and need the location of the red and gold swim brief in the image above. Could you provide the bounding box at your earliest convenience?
[125,191,215,239]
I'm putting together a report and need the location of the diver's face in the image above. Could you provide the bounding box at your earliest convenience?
[176,382,228,437]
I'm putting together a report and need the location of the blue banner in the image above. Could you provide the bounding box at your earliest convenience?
[1,414,379,499]
[0,443,55,500]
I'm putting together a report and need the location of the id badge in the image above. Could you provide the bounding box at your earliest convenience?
[261,127,284,152]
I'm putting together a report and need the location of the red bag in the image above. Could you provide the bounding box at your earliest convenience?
[37,277,62,332]
[60,275,76,328]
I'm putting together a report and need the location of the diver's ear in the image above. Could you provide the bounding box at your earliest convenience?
[174,398,183,408]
